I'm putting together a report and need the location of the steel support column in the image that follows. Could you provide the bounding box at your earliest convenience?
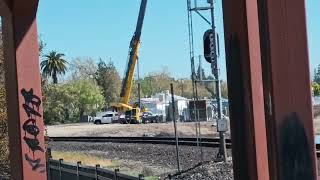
[258,0,317,179]
[222,0,269,179]
[0,1,7,16]
[1,0,47,179]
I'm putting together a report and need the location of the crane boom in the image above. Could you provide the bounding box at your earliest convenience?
[120,0,147,105]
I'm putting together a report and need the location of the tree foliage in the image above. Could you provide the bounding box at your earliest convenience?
[314,64,320,84]
[135,66,222,100]
[42,80,104,124]
[140,68,174,98]
[313,82,320,97]
[38,36,46,57]
[195,66,228,98]
[197,64,206,81]
[95,60,121,105]
[39,54,229,124]
[41,51,68,84]
[220,81,229,98]
[70,57,97,80]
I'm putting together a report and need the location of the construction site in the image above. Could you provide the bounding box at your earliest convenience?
[0,0,320,180]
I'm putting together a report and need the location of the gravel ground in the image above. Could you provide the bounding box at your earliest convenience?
[169,161,233,180]
[47,122,230,138]
[49,141,232,178]
[0,167,10,180]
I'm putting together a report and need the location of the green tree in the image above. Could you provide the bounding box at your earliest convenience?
[176,79,188,98]
[41,51,68,84]
[95,59,121,105]
[140,76,157,97]
[220,81,229,98]
[42,84,71,124]
[138,67,212,99]
[131,79,145,101]
[173,79,194,98]
[42,80,104,124]
[194,82,213,99]
[314,64,320,84]
[71,80,104,118]
[313,82,320,96]
[140,67,174,97]
[202,73,228,98]
[172,79,212,99]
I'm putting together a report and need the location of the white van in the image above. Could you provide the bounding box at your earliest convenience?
[94,111,119,124]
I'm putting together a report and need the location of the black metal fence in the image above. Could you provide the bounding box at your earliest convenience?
[47,156,144,180]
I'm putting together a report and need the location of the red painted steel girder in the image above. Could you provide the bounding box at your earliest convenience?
[258,0,317,179]
[0,1,7,15]
[0,0,316,179]
[222,0,270,179]
[1,0,47,179]
[223,0,317,179]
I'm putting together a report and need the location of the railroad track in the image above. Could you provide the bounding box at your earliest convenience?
[49,136,232,148]
[49,136,320,157]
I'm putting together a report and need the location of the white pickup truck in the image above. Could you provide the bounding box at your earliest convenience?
[93,111,119,124]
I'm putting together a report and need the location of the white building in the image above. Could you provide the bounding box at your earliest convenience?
[140,98,165,115]
[141,90,189,118]
[314,96,320,106]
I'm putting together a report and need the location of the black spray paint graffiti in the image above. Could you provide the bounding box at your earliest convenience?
[21,88,45,174]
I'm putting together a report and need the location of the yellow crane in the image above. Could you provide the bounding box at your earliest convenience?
[112,0,147,124]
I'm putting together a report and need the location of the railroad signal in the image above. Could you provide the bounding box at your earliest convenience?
[203,29,217,63]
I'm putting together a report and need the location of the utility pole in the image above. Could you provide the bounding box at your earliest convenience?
[199,55,203,82]
[208,0,227,162]
[187,0,227,162]
[138,83,141,108]
[171,84,181,172]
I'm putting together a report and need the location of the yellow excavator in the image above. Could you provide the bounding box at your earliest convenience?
[111,0,147,124]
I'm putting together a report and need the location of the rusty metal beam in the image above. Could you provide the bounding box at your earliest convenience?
[2,0,46,179]
[257,0,317,179]
[0,0,11,16]
[0,0,9,16]
[222,0,269,179]
[0,3,5,16]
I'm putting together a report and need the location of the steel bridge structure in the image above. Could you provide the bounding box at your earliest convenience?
[0,0,317,179]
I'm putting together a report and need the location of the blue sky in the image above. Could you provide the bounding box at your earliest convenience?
[37,0,319,80]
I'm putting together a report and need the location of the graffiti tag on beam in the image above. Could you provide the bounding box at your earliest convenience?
[21,88,45,173]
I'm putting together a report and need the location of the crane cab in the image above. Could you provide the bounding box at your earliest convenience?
[123,108,141,124]
[109,103,141,124]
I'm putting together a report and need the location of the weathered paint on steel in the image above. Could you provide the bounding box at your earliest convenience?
[2,0,47,179]
[0,1,6,15]
[222,0,269,179]
[257,0,317,179]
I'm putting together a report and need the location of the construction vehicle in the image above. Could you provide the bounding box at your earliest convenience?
[111,0,147,124]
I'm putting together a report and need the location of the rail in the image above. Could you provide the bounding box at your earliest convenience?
[49,136,320,157]
[49,136,232,148]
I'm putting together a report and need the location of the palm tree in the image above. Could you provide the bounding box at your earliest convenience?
[41,51,68,84]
